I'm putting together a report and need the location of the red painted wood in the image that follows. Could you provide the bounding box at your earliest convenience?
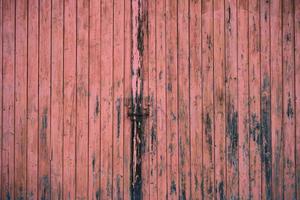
[76,0,89,199]
[156,0,167,198]
[271,0,284,198]
[237,0,249,199]
[148,0,158,198]
[38,0,51,199]
[113,0,125,199]
[63,0,77,198]
[283,0,296,198]
[177,0,191,199]
[51,0,64,199]
[2,0,15,199]
[295,0,300,198]
[202,0,214,198]
[88,0,101,198]
[27,0,39,199]
[0,1,300,199]
[123,0,132,199]
[140,1,150,198]
[38,0,52,199]
[100,0,113,198]
[190,0,202,199]
[248,0,262,198]
[0,0,2,196]
[260,1,272,198]
[225,0,239,199]
[165,0,178,199]
[213,0,226,199]
[15,0,27,199]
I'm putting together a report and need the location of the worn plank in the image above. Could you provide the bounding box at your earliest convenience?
[100,0,113,198]
[282,0,296,198]
[177,0,191,199]
[76,0,89,198]
[271,0,283,198]
[202,0,214,199]
[165,0,178,199]
[113,0,125,199]
[237,0,249,199]
[88,0,101,199]
[260,0,272,199]
[51,0,64,198]
[27,0,39,199]
[0,0,2,196]
[190,0,202,199]
[123,0,132,198]
[38,0,51,199]
[225,0,239,199]
[295,0,300,198]
[140,0,150,199]
[213,0,226,199]
[63,0,77,198]
[148,0,158,199]
[2,0,15,199]
[156,0,167,198]
[15,0,27,199]
[248,0,261,198]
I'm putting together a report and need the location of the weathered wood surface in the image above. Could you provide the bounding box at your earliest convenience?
[0,0,299,199]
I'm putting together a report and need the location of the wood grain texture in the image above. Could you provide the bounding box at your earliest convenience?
[190,0,202,199]
[88,0,101,199]
[237,0,249,199]
[271,0,284,198]
[165,0,178,199]
[0,0,299,199]
[27,0,39,199]
[63,0,77,198]
[15,0,27,199]
[2,0,15,199]
[177,0,191,199]
[202,0,214,199]
[51,0,64,199]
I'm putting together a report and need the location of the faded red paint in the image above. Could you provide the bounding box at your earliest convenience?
[0,0,300,199]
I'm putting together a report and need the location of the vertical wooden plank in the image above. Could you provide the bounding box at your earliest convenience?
[27,0,38,199]
[148,0,158,199]
[63,0,77,198]
[178,0,191,199]
[51,0,64,198]
[260,0,272,199]
[113,0,125,199]
[224,0,239,198]
[190,0,202,199]
[156,0,167,198]
[271,0,283,198]
[76,0,89,199]
[282,0,296,198]
[202,0,214,199]
[0,0,2,196]
[295,0,300,198]
[140,1,150,198]
[248,0,261,198]
[237,0,249,199]
[15,0,27,199]
[38,0,52,199]
[166,0,178,199]
[89,0,101,198]
[2,0,15,199]
[38,0,51,199]
[213,0,226,198]
[123,0,132,198]
[100,0,113,198]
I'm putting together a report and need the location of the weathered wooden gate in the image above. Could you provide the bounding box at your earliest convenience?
[0,0,300,199]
